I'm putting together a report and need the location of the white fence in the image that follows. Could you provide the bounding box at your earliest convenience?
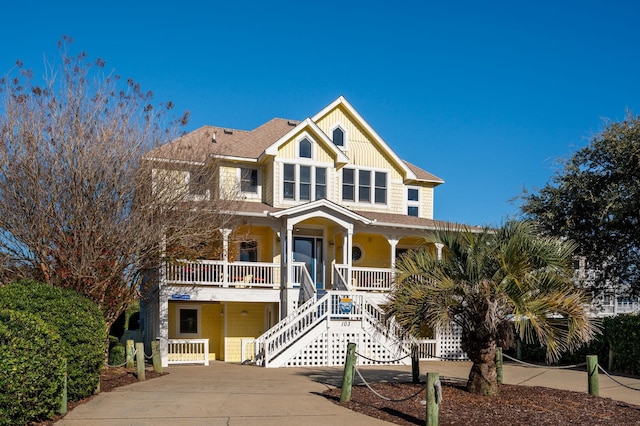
[167,339,210,366]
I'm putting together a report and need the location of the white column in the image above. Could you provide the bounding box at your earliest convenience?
[220,228,231,287]
[435,243,444,261]
[159,285,169,367]
[387,236,399,269]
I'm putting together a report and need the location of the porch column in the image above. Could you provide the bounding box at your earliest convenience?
[220,228,231,287]
[280,224,294,318]
[158,282,169,367]
[346,226,354,287]
[435,243,444,261]
[387,236,399,269]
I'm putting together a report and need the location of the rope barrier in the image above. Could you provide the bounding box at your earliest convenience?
[354,350,411,364]
[106,349,137,368]
[597,364,640,392]
[354,366,425,402]
[502,353,587,369]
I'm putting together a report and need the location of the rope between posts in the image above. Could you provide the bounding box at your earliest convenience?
[354,351,411,363]
[597,364,640,391]
[502,353,587,369]
[106,349,137,368]
[354,366,425,402]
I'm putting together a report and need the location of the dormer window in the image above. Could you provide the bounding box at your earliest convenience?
[299,138,312,158]
[332,127,344,147]
[407,187,420,217]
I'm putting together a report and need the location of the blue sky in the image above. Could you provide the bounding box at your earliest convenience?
[3,1,640,226]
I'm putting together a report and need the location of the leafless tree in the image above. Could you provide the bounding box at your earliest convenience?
[0,38,237,341]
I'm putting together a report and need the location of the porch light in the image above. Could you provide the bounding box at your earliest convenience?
[241,310,248,316]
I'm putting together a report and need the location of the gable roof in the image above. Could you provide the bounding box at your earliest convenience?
[145,96,442,186]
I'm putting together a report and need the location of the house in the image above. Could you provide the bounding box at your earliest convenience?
[141,96,466,367]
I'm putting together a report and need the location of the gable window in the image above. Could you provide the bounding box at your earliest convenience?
[240,168,258,193]
[342,168,387,205]
[299,138,312,158]
[282,163,328,202]
[177,305,200,337]
[407,187,419,217]
[333,127,344,147]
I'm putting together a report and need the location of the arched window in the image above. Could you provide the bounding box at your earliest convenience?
[299,138,312,158]
[332,127,344,147]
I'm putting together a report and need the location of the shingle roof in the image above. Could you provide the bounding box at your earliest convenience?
[403,161,444,184]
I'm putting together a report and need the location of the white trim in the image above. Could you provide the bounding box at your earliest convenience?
[296,133,316,160]
[406,186,420,217]
[330,122,348,151]
[340,166,389,207]
[279,162,330,204]
[312,96,416,180]
[237,166,262,200]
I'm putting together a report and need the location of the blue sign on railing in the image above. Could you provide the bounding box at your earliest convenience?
[171,294,191,300]
[339,297,353,314]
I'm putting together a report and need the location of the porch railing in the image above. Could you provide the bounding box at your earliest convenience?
[411,339,438,360]
[167,338,210,366]
[166,260,281,289]
[334,264,394,292]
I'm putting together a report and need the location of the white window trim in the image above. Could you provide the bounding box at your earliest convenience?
[237,167,262,200]
[341,167,389,207]
[175,304,201,338]
[407,186,420,217]
[280,161,331,204]
[330,122,348,151]
[237,236,262,262]
[295,133,317,160]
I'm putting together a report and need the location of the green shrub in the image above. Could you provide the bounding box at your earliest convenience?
[0,280,107,401]
[0,309,65,426]
[109,343,126,367]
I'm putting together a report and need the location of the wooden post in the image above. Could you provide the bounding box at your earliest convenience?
[59,358,67,414]
[136,342,146,381]
[126,339,135,368]
[152,340,163,374]
[411,344,420,384]
[496,347,503,384]
[425,372,439,426]
[340,342,357,402]
[587,355,599,397]
[516,338,522,360]
[608,347,614,372]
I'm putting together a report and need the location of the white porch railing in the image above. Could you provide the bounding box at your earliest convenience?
[167,338,210,366]
[412,339,438,360]
[352,267,394,291]
[166,260,281,289]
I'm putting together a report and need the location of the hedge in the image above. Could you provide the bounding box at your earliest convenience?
[0,280,106,401]
[0,309,65,426]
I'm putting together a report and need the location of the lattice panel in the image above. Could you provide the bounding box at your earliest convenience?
[438,323,467,360]
[284,323,409,367]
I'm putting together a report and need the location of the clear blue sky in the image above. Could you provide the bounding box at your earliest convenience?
[3,1,640,226]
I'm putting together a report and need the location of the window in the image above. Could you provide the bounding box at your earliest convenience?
[240,168,258,193]
[333,127,344,147]
[299,138,312,158]
[342,168,355,201]
[283,164,295,199]
[342,168,387,204]
[359,170,371,202]
[407,187,420,217]
[239,240,258,262]
[374,172,387,204]
[177,306,200,336]
[189,169,208,197]
[299,166,311,201]
[352,245,363,262]
[282,164,328,202]
[316,168,326,199]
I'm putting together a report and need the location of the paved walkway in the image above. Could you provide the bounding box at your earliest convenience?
[58,360,640,425]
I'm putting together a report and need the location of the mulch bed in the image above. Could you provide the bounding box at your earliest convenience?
[323,380,640,425]
[32,367,165,425]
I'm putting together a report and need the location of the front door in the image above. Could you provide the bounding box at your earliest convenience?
[293,236,324,289]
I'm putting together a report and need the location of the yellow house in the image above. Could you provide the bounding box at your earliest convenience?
[142,96,466,367]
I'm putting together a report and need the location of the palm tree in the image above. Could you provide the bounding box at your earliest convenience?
[385,221,598,396]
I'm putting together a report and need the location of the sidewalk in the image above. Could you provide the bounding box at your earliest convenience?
[57,360,640,425]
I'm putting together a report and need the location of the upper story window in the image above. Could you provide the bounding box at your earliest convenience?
[332,127,344,147]
[342,168,387,205]
[240,168,258,193]
[283,163,327,202]
[239,240,258,262]
[407,187,420,217]
[188,168,209,200]
[299,138,312,158]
